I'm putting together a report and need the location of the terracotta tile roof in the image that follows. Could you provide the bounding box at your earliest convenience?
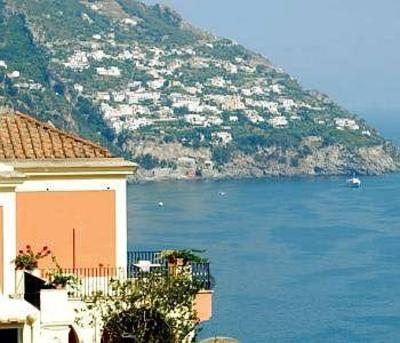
[0,111,112,160]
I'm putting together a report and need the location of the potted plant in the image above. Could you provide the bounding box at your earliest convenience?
[46,257,79,290]
[47,271,79,289]
[158,249,182,267]
[14,245,51,271]
[159,249,208,267]
[14,245,51,295]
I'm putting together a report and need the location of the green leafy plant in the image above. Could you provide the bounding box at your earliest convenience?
[46,256,80,289]
[102,307,175,343]
[46,271,79,289]
[78,269,203,342]
[14,245,51,271]
[158,249,208,264]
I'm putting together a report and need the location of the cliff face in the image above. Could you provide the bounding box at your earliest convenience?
[0,0,398,180]
[132,142,398,181]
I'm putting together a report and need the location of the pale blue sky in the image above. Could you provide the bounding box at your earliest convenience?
[144,0,400,114]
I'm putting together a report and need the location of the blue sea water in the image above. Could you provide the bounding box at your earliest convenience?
[127,175,400,342]
[126,111,400,342]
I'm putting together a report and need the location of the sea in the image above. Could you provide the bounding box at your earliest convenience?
[127,111,400,342]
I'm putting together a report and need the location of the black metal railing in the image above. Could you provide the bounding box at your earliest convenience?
[24,271,54,309]
[40,267,126,299]
[191,262,212,290]
[127,251,212,290]
[35,252,212,300]
[127,251,165,265]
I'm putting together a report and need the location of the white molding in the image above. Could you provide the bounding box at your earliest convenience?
[16,178,125,193]
[115,179,127,270]
[0,192,17,296]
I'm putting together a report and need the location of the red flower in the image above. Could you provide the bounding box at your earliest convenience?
[26,245,31,250]
[43,246,48,251]
[18,250,23,254]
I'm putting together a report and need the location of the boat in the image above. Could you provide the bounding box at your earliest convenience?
[346,177,361,188]
[158,201,164,207]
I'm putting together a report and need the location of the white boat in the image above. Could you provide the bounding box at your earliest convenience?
[346,177,361,188]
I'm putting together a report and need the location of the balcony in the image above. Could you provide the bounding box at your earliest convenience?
[127,251,212,290]
[22,250,213,321]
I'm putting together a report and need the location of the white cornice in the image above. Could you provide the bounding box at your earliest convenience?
[4,158,137,179]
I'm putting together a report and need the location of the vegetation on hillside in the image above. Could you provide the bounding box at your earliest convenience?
[0,0,397,176]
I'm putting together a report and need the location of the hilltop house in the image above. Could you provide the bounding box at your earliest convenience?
[0,110,212,342]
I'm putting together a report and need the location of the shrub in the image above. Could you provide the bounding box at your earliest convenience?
[102,307,174,343]
[136,154,160,170]
[212,147,232,165]
[79,270,203,342]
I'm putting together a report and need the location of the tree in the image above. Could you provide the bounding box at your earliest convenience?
[102,307,174,343]
[136,154,160,170]
[78,270,203,343]
[212,147,232,165]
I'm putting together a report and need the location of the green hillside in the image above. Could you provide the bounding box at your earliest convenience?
[0,0,398,178]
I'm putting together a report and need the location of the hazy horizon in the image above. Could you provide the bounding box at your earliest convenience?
[144,0,400,116]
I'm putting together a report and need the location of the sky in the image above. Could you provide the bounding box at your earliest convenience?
[144,0,400,116]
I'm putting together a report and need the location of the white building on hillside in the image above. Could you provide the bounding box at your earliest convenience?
[335,118,360,131]
[96,67,121,77]
[212,132,233,145]
[269,116,288,128]
[7,71,20,79]
[184,114,206,126]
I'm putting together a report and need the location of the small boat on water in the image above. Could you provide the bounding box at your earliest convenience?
[346,177,361,188]
[158,201,164,207]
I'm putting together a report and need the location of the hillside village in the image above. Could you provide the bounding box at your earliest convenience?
[1,26,371,136]
[0,0,397,179]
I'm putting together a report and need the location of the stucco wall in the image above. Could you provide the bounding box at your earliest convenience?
[194,290,213,322]
[16,191,116,269]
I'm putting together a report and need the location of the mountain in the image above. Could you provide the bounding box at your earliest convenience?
[0,0,398,180]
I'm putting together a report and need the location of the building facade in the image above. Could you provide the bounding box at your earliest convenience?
[0,111,212,342]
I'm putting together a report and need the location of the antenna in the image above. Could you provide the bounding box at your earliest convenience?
[73,228,76,270]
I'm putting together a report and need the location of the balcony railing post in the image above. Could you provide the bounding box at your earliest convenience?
[207,263,211,289]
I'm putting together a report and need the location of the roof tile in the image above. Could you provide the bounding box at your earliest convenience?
[0,112,112,160]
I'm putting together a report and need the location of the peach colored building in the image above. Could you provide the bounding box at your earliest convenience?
[0,110,212,342]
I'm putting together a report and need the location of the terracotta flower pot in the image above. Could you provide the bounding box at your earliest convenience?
[167,256,177,265]
[176,258,185,266]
